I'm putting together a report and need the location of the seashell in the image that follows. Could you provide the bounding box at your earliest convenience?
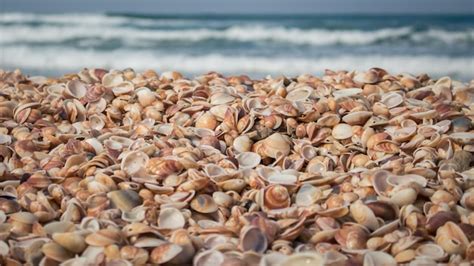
[9,212,37,236]
[42,242,74,262]
[236,152,261,169]
[120,151,149,177]
[240,226,268,253]
[190,194,218,213]
[112,81,134,96]
[147,157,183,179]
[461,188,474,210]
[332,123,353,139]
[107,190,142,212]
[452,116,472,132]
[64,80,87,99]
[233,135,253,153]
[342,111,373,125]
[381,92,403,109]
[85,228,122,246]
[120,246,149,265]
[210,92,235,105]
[415,243,446,261]
[281,252,324,266]
[196,112,218,130]
[390,187,417,207]
[102,72,124,88]
[317,113,340,127]
[254,133,291,159]
[449,132,474,145]
[150,243,183,264]
[259,184,291,210]
[193,249,225,266]
[135,87,156,107]
[425,211,459,234]
[435,221,469,255]
[158,207,185,230]
[0,240,8,256]
[350,200,379,231]
[286,86,313,102]
[212,191,233,208]
[333,88,362,99]
[52,232,86,253]
[295,184,322,207]
[363,251,396,266]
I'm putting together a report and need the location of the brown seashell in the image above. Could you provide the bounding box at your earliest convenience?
[120,245,149,265]
[52,232,86,253]
[150,243,183,264]
[196,112,218,130]
[107,189,142,212]
[42,242,74,262]
[425,211,460,234]
[435,222,469,255]
[255,133,291,159]
[260,185,291,210]
[350,200,379,231]
[85,228,122,246]
[147,158,183,179]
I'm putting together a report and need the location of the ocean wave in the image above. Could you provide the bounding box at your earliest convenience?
[0,13,197,27]
[1,46,472,79]
[1,22,473,46]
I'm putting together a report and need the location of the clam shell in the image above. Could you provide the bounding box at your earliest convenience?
[342,111,373,125]
[281,252,324,266]
[52,232,86,253]
[158,207,185,230]
[42,242,74,262]
[120,151,149,177]
[150,243,183,264]
[350,200,379,231]
[193,249,225,266]
[332,123,353,140]
[381,92,403,109]
[236,152,261,169]
[295,184,322,207]
[286,86,313,102]
[107,190,142,212]
[190,194,218,213]
[233,135,253,153]
[435,221,469,255]
[240,226,268,253]
[363,251,396,266]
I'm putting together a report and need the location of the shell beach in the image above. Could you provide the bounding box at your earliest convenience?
[0,68,473,265]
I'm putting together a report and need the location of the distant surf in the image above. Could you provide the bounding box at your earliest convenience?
[1,13,473,79]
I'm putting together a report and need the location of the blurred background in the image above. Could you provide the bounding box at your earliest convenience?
[1,0,473,79]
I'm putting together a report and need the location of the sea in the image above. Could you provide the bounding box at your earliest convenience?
[0,13,473,80]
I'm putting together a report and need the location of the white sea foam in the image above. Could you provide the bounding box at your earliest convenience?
[1,23,472,46]
[1,46,472,79]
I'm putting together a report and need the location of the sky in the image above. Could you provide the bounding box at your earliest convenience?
[1,0,473,14]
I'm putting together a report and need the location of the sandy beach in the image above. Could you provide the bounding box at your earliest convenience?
[0,67,473,265]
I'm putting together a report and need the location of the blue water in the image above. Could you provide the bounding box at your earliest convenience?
[0,13,473,79]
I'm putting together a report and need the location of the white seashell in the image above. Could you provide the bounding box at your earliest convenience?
[332,123,353,139]
[236,152,261,169]
[158,207,186,230]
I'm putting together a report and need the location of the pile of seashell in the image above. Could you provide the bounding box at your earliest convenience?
[0,67,473,266]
